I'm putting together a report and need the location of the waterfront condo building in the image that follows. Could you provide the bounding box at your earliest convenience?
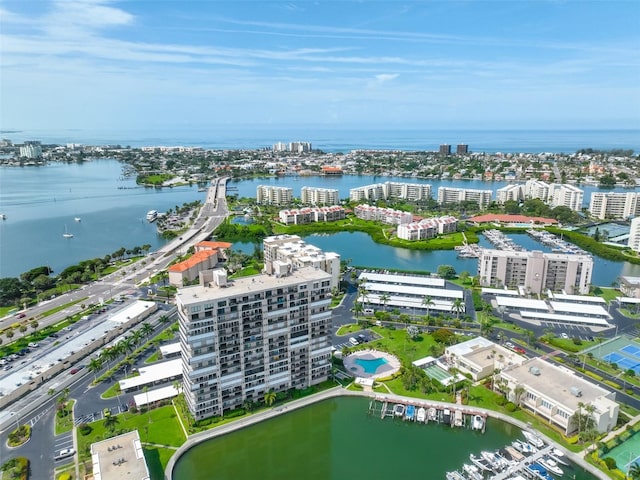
[524,179,551,203]
[550,184,584,212]
[256,185,293,205]
[262,235,341,290]
[629,217,640,253]
[437,187,493,209]
[496,184,523,204]
[349,182,432,203]
[176,266,333,421]
[354,204,413,225]
[300,187,340,205]
[478,249,593,295]
[278,206,346,226]
[19,141,42,159]
[439,144,451,155]
[396,216,458,241]
[589,192,640,220]
[456,144,469,155]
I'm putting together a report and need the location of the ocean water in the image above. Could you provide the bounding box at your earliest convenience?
[2,128,639,153]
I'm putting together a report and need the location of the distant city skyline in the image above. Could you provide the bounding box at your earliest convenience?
[1,0,639,132]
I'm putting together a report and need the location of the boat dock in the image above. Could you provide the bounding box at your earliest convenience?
[488,444,555,480]
[482,229,523,251]
[526,229,586,255]
[369,397,487,433]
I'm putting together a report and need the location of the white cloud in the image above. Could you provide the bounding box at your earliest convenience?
[375,73,399,83]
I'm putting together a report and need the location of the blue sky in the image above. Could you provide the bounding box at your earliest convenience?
[1,0,639,132]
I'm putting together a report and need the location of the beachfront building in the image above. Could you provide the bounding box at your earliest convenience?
[550,184,584,211]
[444,337,526,382]
[263,235,340,289]
[356,272,464,316]
[90,431,150,480]
[439,144,451,155]
[168,241,231,287]
[590,192,640,220]
[176,266,332,420]
[456,144,468,155]
[499,357,618,435]
[256,185,293,205]
[349,182,432,203]
[396,216,458,241]
[278,206,346,226]
[437,187,493,209]
[478,249,593,295]
[300,187,339,205]
[354,204,413,225]
[19,141,42,159]
[629,217,640,252]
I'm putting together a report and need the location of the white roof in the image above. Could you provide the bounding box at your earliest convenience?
[109,300,156,324]
[550,301,610,317]
[496,296,547,310]
[159,342,181,355]
[446,337,495,357]
[358,272,445,288]
[520,310,610,327]
[119,359,182,391]
[362,282,463,299]
[481,288,519,296]
[133,384,179,407]
[365,295,458,312]
[550,293,606,304]
[620,297,640,305]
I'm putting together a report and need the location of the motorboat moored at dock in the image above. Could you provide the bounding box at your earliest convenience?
[146,210,158,222]
[522,430,545,449]
[471,414,484,431]
[393,403,405,417]
[416,407,426,422]
[405,404,416,421]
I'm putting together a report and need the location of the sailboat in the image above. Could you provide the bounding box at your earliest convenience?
[63,225,74,238]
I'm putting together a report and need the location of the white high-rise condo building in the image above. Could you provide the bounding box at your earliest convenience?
[177,266,332,421]
[589,192,640,220]
[300,187,339,206]
[437,187,493,209]
[550,184,584,212]
[478,249,593,295]
[19,141,42,159]
[524,180,551,203]
[496,184,524,204]
[349,182,432,202]
[629,217,640,253]
[256,185,293,205]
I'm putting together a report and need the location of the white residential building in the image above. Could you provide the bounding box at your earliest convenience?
[499,357,618,435]
[590,192,640,220]
[550,184,584,211]
[524,179,551,203]
[354,204,413,225]
[19,141,42,159]
[300,187,339,205]
[349,182,432,202]
[176,266,332,420]
[629,217,640,253]
[262,235,341,290]
[496,184,524,204]
[444,337,526,381]
[349,183,387,202]
[256,185,293,205]
[278,206,345,225]
[478,249,593,295]
[396,216,458,241]
[437,187,493,209]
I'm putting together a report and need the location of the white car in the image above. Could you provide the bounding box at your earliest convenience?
[55,448,75,460]
[561,333,570,339]
[505,342,515,349]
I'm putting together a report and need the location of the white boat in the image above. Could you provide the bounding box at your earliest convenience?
[539,456,564,476]
[393,403,405,417]
[74,217,81,222]
[462,463,483,480]
[0,213,6,220]
[428,407,437,421]
[146,210,158,222]
[512,440,537,454]
[416,407,426,422]
[472,414,484,430]
[445,471,466,480]
[469,453,493,472]
[63,225,73,238]
[522,430,545,448]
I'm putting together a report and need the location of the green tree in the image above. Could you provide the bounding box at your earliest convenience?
[103,414,119,433]
[264,390,277,407]
[437,265,457,280]
[88,357,103,382]
[422,296,435,322]
[451,298,464,320]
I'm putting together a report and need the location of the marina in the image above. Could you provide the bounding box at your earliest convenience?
[526,229,587,255]
[482,229,524,251]
[368,397,487,433]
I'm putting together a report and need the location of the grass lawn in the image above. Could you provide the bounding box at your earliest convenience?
[55,400,75,435]
[143,446,177,480]
[366,326,440,365]
[336,324,361,336]
[597,287,623,303]
[145,351,161,363]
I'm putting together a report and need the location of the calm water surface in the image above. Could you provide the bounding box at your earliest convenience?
[171,396,597,480]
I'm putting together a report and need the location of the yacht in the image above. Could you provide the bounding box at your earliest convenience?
[528,463,553,480]
[539,456,564,476]
[462,463,483,480]
[445,471,466,480]
[472,414,484,430]
[512,439,537,454]
[469,453,493,472]
[146,210,158,222]
[63,225,73,238]
[416,407,426,422]
[522,430,545,448]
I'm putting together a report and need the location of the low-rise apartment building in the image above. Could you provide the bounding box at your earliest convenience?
[354,204,413,225]
[396,216,458,241]
[444,337,526,382]
[168,241,231,287]
[278,206,345,225]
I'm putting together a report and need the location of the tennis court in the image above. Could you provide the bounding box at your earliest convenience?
[606,431,640,475]
[589,335,640,374]
[423,364,452,383]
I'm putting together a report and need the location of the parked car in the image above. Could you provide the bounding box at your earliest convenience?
[55,448,75,460]
[69,365,84,374]
[514,347,526,354]
[17,313,26,319]
[505,342,515,349]
[560,333,569,339]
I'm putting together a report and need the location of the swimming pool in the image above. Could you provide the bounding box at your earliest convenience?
[354,357,388,374]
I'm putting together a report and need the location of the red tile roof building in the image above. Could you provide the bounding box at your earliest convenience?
[168,241,232,287]
[467,214,558,226]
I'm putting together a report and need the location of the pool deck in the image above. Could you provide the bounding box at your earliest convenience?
[342,349,401,379]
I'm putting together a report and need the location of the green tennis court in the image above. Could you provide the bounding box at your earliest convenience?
[423,364,452,383]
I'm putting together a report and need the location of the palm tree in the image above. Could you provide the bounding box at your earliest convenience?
[352,302,364,323]
[88,357,103,382]
[451,298,464,320]
[159,314,169,325]
[143,386,152,423]
[422,296,435,323]
[264,390,277,407]
[30,320,39,333]
[141,322,154,339]
[103,414,119,433]
[514,385,526,405]
[629,462,640,479]
[380,293,390,312]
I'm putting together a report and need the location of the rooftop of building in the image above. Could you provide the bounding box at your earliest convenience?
[503,357,612,412]
[621,276,640,286]
[468,213,558,224]
[119,358,182,391]
[358,272,446,288]
[91,430,150,480]
[168,249,219,273]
